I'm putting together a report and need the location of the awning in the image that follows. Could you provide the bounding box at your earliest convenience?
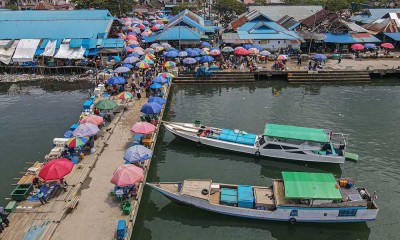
[282,172,342,200]
[54,44,85,59]
[41,40,57,57]
[0,40,19,65]
[12,39,40,62]
[384,32,400,41]
[351,33,381,43]
[324,33,357,44]
[264,123,330,142]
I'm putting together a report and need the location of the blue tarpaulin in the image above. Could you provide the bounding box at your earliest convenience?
[384,32,400,41]
[324,33,357,43]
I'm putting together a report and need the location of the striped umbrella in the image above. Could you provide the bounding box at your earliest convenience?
[163,61,176,68]
[153,46,164,52]
[142,59,154,65]
[222,46,234,53]
[67,136,89,148]
[144,48,155,54]
[136,61,150,69]
[118,92,134,100]
[142,53,156,60]
[158,72,175,79]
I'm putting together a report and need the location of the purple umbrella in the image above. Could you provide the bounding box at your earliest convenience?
[183,57,197,64]
[73,123,100,137]
[113,67,130,73]
[124,57,140,64]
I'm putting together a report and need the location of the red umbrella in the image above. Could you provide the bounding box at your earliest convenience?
[110,165,144,187]
[130,121,156,134]
[351,44,364,51]
[38,158,74,181]
[234,48,250,55]
[381,43,394,49]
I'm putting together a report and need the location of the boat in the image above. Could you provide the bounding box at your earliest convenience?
[163,121,356,164]
[147,172,379,223]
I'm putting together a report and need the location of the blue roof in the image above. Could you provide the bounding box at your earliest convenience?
[0,10,114,40]
[39,39,62,49]
[350,8,400,24]
[100,38,125,48]
[146,26,201,42]
[325,33,357,43]
[70,39,101,49]
[384,32,400,41]
[236,20,300,40]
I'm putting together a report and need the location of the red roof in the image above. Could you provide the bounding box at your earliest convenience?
[34,1,54,10]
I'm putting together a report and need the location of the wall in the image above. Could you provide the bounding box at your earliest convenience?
[0,0,10,7]
[253,39,301,50]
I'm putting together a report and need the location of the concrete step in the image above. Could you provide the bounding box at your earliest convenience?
[288,78,371,82]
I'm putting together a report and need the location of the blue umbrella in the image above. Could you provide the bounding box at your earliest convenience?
[127,53,140,58]
[186,50,199,57]
[313,54,327,61]
[164,51,178,58]
[123,145,153,163]
[128,44,139,48]
[201,41,212,47]
[140,102,162,114]
[124,57,140,64]
[64,130,73,138]
[152,76,168,84]
[195,56,202,61]
[253,45,264,51]
[150,83,163,89]
[210,47,220,51]
[243,44,253,50]
[107,76,126,85]
[193,48,201,52]
[364,43,377,49]
[148,96,167,105]
[178,51,188,57]
[167,48,178,52]
[201,56,214,62]
[122,63,134,69]
[183,57,197,64]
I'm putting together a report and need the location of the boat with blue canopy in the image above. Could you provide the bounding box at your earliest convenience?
[163,121,356,164]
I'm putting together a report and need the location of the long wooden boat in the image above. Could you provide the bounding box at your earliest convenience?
[147,172,378,223]
[163,121,355,164]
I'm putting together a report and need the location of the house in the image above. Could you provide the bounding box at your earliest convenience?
[363,12,400,44]
[351,8,400,24]
[0,0,10,8]
[248,5,323,22]
[223,10,302,50]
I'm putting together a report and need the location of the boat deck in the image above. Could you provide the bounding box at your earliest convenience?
[181,180,211,200]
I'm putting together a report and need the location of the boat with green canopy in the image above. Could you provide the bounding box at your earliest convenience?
[147,171,379,223]
[163,121,355,164]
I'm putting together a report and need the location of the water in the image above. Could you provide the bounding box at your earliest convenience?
[133,80,400,240]
[0,81,91,206]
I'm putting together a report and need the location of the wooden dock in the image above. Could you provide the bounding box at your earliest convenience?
[173,71,255,83]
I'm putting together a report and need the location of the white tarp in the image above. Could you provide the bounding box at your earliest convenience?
[12,39,40,63]
[54,44,85,60]
[0,40,19,65]
[41,40,57,57]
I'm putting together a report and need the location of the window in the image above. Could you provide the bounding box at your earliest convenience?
[264,144,282,150]
[278,41,280,44]
[290,210,298,217]
[338,209,358,217]
[281,146,297,150]
[258,137,266,146]
[292,151,306,154]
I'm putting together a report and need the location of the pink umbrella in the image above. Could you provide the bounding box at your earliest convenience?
[248,48,260,55]
[80,115,104,125]
[110,165,144,187]
[130,121,156,134]
[351,44,364,51]
[381,43,394,49]
[209,49,221,56]
[234,48,250,55]
[127,35,137,40]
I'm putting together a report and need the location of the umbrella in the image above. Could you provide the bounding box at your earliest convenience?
[130,121,156,134]
[142,59,154,65]
[127,53,140,58]
[364,43,377,49]
[123,57,140,64]
[149,83,163,89]
[183,57,197,64]
[161,43,171,48]
[148,96,167,105]
[110,165,144,187]
[178,51,188,57]
[200,50,209,56]
[80,115,104,125]
[167,47,178,52]
[222,46,234,53]
[150,43,160,48]
[313,54,327,61]
[209,49,221,56]
[243,44,253,50]
[123,145,153,163]
[186,50,199,57]
[163,61,176,68]
[133,49,145,55]
[113,67,130,73]
[200,55,214,62]
[154,46,164,52]
[192,48,201,52]
[260,50,271,56]
[95,99,118,110]
[66,136,89,148]
[136,61,150,69]
[107,76,125,85]
[39,158,74,181]
[351,44,364,51]
[235,46,245,50]
[234,48,250,55]
[164,51,178,58]
[144,48,155,54]
[277,55,287,60]
[73,123,100,137]
[381,43,394,49]
[140,102,162,114]
[152,76,168,84]
[117,92,134,100]
[122,63,134,69]
[201,41,212,47]
[253,45,264,51]
[248,48,260,54]
[64,130,73,138]
[158,72,175,79]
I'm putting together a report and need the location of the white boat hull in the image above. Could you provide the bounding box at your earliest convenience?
[164,122,345,164]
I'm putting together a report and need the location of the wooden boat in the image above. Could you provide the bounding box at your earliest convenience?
[163,121,355,164]
[147,172,379,223]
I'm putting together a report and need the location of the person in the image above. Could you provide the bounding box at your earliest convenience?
[32,177,42,188]
[60,178,68,192]
[338,54,342,64]
[36,187,48,205]
[94,107,100,116]
[308,61,312,70]
[0,207,9,228]
[0,218,4,233]
[136,88,141,100]
[297,54,301,65]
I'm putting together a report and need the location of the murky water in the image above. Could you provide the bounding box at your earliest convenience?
[133,80,400,240]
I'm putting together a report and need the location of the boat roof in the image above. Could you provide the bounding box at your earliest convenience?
[264,123,330,142]
[282,172,342,200]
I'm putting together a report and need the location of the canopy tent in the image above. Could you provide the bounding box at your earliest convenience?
[0,40,18,65]
[12,39,40,62]
[41,40,57,57]
[282,172,342,200]
[264,124,330,142]
[54,44,85,59]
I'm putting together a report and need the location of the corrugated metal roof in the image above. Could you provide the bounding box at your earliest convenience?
[300,10,338,28]
[384,32,400,41]
[248,6,323,21]
[324,33,357,43]
[100,39,125,48]
[351,33,381,43]
[363,14,400,33]
[351,8,400,24]
[0,10,113,21]
[150,26,201,42]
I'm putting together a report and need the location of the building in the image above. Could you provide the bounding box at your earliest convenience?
[18,0,73,10]
[363,12,400,44]
[0,10,123,65]
[248,5,323,22]
[350,8,400,24]
[0,0,10,8]
[223,10,302,50]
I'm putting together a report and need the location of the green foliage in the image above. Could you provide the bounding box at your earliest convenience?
[4,4,18,10]
[214,0,246,27]
[253,0,266,5]
[325,0,349,11]
[172,3,198,15]
[71,0,136,16]
[284,0,352,12]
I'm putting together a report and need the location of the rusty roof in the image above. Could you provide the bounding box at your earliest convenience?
[300,10,338,28]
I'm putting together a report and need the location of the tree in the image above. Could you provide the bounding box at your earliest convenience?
[214,0,246,28]
[71,0,136,16]
[253,0,266,5]
[325,0,349,12]
[4,4,18,10]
